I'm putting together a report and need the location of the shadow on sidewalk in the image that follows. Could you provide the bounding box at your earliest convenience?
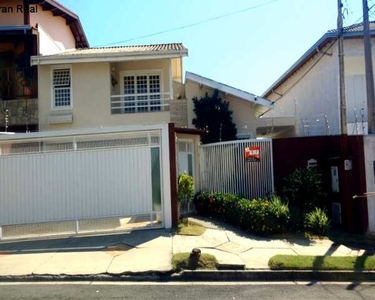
[190,215,315,246]
[0,229,170,255]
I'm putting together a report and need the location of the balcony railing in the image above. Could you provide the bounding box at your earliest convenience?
[0,67,37,100]
[111,92,171,114]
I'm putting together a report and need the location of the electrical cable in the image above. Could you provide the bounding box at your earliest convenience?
[93,0,279,47]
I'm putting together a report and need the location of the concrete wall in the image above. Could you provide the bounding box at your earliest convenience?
[364,135,375,234]
[38,59,182,131]
[185,79,260,138]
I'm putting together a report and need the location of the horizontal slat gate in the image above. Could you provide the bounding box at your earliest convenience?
[0,147,152,225]
[200,139,274,199]
[0,127,168,230]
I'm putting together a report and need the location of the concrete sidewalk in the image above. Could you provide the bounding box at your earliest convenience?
[176,217,368,270]
[0,216,369,277]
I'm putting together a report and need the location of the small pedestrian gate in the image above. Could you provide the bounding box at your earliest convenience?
[0,125,172,239]
[200,139,274,199]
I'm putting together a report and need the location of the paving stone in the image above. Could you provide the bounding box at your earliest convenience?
[121,229,171,249]
[33,251,113,275]
[0,253,56,276]
[239,248,297,269]
[216,241,252,254]
[107,247,172,274]
[103,243,133,257]
[173,229,229,253]
[201,248,245,269]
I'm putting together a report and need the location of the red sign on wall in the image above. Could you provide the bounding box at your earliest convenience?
[245,146,260,162]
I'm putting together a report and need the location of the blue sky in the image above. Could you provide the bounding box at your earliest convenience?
[60,0,370,96]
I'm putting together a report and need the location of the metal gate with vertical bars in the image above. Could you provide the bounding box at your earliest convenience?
[200,139,274,199]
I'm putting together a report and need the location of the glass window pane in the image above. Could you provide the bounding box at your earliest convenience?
[151,147,161,211]
[188,154,193,177]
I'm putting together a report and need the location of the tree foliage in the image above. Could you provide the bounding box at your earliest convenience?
[192,89,237,144]
[281,168,326,212]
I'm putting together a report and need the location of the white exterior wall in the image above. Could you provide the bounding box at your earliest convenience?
[264,41,340,136]
[263,37,375,137]
[364,135,375,234]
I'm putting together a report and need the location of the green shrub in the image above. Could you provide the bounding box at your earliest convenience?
[282,168,326,212]
[177,172,194,204]
[193,192,290,234]
[305,207,330,236]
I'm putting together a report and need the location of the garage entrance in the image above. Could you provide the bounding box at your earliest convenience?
[0,124,172,240]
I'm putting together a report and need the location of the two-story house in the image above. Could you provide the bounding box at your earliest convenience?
[0,0,88,132]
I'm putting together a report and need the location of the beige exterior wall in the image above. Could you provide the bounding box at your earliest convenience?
[172,58,184,99]
[0,1,76,54]
[185,79,261,138]
[31,6,76,53]
[0,0,24,25]
[38,59,183,131]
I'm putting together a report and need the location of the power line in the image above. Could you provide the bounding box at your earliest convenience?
[93,0,279,47]
[350,1,375,25]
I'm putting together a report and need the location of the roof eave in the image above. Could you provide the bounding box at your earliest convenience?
[262,29,375,98]
[31,49,188,66]
[185,71,274,109]
[29,0,89,48]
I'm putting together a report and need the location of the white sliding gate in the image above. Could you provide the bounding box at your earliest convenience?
[0,125,171,239]
[200,139,274,199]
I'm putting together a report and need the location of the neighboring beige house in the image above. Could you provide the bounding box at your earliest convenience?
[31,44,188,130]
[261,22,375,137]
[184,71,276,139]
[0,0,88,132]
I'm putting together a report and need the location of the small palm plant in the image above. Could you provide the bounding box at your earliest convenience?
[305,207,330,236]
[177,172,194,223]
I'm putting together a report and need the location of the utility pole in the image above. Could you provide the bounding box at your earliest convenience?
[363,0,375,134]
[338,0,347,135]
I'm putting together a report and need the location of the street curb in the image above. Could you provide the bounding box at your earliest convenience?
[174,270,375,282]
[0,270,374,282]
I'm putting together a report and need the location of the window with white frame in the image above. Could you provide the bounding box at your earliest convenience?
[120,72,162,114]
[52,68,71,108]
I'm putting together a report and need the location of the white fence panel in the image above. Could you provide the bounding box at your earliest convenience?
[0,146,153,226]
[200,139,274,199]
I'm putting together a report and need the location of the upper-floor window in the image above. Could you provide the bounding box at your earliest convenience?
[52,67,72,109]
[111,70,164,114]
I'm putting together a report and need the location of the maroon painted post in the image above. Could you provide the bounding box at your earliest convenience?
[168,123,178,227]
[23,0,30,25]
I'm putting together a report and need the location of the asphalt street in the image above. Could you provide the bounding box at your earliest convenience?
[0,282,375,300]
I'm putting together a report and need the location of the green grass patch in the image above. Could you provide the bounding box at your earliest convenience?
[176,222,205,236]
[172,252,218,271]
[269,255,375,270]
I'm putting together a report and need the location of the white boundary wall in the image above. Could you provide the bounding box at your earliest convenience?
[200,139,274,199]
[0,124,172,230]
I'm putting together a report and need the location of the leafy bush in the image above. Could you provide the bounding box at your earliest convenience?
[282,168,326,212]
[193,192,290,234]
[177,172,194,204]
[305,207,330,236]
